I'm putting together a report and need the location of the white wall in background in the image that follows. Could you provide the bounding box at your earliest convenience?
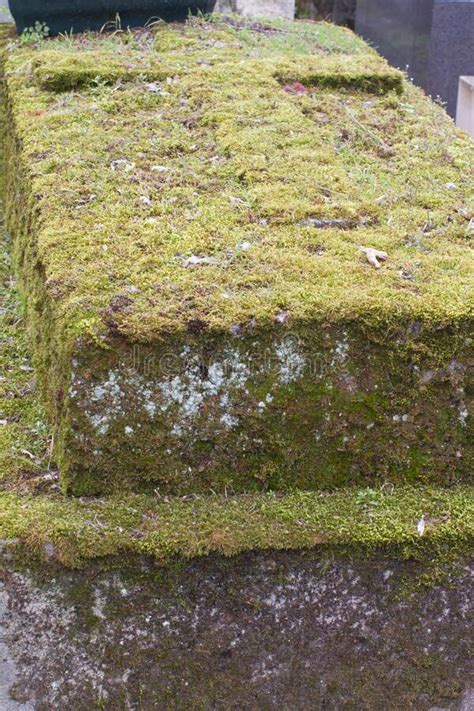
[456,77,474,138]
[215,0,295,20]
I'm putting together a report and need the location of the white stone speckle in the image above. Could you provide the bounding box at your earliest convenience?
[274,338,305,384]
[220,413,239,429]
[459,406,469,426]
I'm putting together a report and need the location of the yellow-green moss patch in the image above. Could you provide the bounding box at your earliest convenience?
[1,485,472,567]
[4,17,472,339]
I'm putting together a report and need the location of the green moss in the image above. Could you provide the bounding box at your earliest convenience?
[2,250,471,568]
[273,53,404,93]
[3,19,471,340]
[32,49,403,94]
[31,50,172,91]
[0,27,50,490]
[0,231,50,487]
[0,485,472,567]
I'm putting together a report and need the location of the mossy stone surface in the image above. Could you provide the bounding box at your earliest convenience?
[1,549,473,709]
[0,160,473,576]
[1,15,473,493]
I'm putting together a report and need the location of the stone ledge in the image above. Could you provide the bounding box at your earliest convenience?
[0,485,472,567]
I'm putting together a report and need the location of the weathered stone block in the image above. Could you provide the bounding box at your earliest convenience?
[2,16,473,494]
[1,549,473,709]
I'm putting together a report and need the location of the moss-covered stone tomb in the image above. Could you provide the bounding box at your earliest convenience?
[1,15,472,496]
[0,14,473,706]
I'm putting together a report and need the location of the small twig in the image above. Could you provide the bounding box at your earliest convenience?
[47,432,55,469]
[360,246,388,269]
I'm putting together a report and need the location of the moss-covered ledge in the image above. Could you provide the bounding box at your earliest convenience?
[31,49,404,93]
[0,485,472,568]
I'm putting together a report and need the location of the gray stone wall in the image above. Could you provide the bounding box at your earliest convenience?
[300,1,474,118]
[430,1,474,116]
[1,549,473,709]
[355,0,474,117]
[355,0,434,93]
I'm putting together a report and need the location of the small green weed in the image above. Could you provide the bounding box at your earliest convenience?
[20,20,49,46]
